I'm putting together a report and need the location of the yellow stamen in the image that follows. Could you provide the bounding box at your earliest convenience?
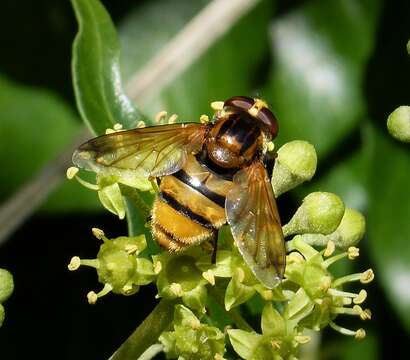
[267,141,275,152]
[360,269,375,284]
[200,114,210,124]
[355,328,366,340]
[113,123,123,131]
[137,120,146,128]
[125,244,139,255]
[168,114,178,124]
[353,289,367,304]
[92,227,105,240]
[211,101,224,111]
[348,246,360,260]
[87,283,113,305]
[66,167,79,180]
[155,110,167,123]
[105,128,115,134]
[68,256,81,271]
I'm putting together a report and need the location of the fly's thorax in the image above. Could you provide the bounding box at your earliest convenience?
[205,111,263,170]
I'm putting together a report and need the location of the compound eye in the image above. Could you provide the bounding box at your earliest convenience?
[223,96,254,112]
[258,107,279,139]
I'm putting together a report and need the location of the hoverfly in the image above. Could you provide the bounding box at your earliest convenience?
[73,96,285,288]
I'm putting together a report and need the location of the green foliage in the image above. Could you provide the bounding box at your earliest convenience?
[2,0,410,359]
[118,0,273,121]
[367,126,410,332]
[266,0,381,157]
[71,0,144,135]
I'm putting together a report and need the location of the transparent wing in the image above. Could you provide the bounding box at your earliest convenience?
[73,123,207,178]
[226,161,285,288]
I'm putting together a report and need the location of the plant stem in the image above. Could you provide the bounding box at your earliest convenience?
[110,299,176,360]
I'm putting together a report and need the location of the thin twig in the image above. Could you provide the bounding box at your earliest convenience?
[0,0,260,245]
[126,0,260,103]
[0,129,90,244]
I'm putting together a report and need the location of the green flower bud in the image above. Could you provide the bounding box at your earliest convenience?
[271,141,317,197]
[155,249,208,312]
[283,192,345,236]
[387,106,410,143]
[160,305,225,359]
[68,232,155,303]
[0,269,14,303]
[96,235,153,295]
[97,175,126,219]
[300,208,366,249]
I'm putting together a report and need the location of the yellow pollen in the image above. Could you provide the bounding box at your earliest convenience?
[211,101,224,111]
[360,269,375,284]
[68,256,81,271]
[168,114,178,124]
[125,244,139,254]
[155,110,167,123]
[137,120,146,128]
[267,141,275,152]
[66,167,79,180]
[92,228,105,239]
[353,289,367,304]
[348,246,360,260]
[87,291,98,305]
[113,123,123,131]
[200,114,210,124]
[355,328,366,340]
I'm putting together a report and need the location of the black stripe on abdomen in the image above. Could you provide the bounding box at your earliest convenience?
[173,169,226,208]
[159,191,216,229]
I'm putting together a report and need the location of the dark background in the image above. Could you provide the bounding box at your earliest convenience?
[0,0,409,359]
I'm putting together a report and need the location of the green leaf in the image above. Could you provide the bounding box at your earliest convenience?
[367,125,410,332]
[119,0,274,120]
[71,0,143,135]
[266,0,381,157]
[0,75,99,211]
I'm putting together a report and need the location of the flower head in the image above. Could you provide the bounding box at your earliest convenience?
[160,305,225,359]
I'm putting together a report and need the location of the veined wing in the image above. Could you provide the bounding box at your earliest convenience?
[226,161,285,288]
[73,123,207,178]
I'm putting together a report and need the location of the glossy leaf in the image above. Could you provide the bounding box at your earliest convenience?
[71,0,144,135]
[367,125,410,332]
[119,0,273,121]
[0,75,98,211]
[266,0,381,157]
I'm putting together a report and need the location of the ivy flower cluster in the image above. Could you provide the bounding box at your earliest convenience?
[68,115,372,360]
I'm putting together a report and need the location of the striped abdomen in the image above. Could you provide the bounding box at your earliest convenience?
[151,154,233,251]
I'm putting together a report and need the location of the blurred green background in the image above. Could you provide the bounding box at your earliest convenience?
[0,0,409,359]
